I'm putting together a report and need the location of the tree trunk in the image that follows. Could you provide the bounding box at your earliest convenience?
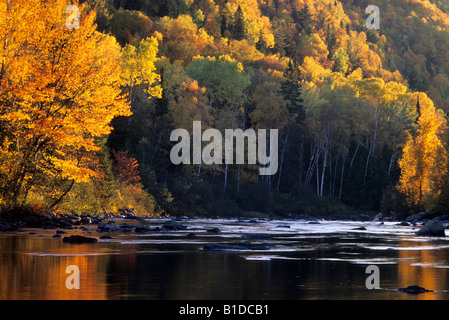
[277,132,289,193]
[320,149,327,196]
[339,154,346,202]
[49,180,75,209]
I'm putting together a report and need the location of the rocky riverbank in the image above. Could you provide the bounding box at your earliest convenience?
[1,208,448,238]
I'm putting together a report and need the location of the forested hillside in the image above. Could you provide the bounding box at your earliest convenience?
[3,0,449,218]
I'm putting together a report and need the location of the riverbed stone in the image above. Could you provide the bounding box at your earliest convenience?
[397,285,433,294]
[416,220,446,237]
[62,235,98,244]
[161,223,187,231]
[134,225,153,232]
[203,244,251,251]
[406,211,427,223]
[373,212,383,222]
[97,223,119,232]
[241,233,272,240]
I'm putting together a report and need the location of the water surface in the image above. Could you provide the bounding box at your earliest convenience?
[1,219,448,300]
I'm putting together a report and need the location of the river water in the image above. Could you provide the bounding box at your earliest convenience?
[1,218,449,300]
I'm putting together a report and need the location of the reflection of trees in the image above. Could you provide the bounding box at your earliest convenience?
[0,236,109,300]
[397,238,447,300]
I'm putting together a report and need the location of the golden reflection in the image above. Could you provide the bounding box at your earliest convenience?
[0,235,112,300]
[397,238,448,300]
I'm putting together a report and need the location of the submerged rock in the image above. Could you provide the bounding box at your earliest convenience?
[62,235,98,244]
[161,223,187,231]
[397,285,433,294]
[207,227,221,234]
[416,220,446,237]
[134,225,153,233]
[241,233,272,240]
[203,242,276,251]
[203,244,251,251]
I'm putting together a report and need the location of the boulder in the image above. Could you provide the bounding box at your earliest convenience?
[373,212,383,222]
[97,223,119,232]
[397,285,433,294]
[62,235,98,244]
[406,211,427,223]
[134,225,153,233]
[161,223,187,231]
[416,220,446,237]
[207,227,221,234]
[80,216,92,224]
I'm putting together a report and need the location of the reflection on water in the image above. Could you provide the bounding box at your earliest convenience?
[1,220,449,300]
[397,239,449,300]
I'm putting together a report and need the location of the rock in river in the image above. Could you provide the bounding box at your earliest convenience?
[62,235,98,244]
[416,220,446,237]
[207,227,221,234]
[241,233,272,240]
[203,243,276,251]
[397,285,433,294]
[203,244,251,251]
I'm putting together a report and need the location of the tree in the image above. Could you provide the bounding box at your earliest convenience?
[332,47,349,75]
[0,0,131,207]
[121,36,162,102]
[186,55,251,111]
[397,93,445,208]
[109,8,154,46]
[295,3,313,35]
[232,5,245,41]
[112,149,141,185]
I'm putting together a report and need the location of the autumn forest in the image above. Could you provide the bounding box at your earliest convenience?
[2,0,449,219]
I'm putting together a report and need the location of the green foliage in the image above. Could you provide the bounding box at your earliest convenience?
[186,55,251,109]
[109,9,154,45]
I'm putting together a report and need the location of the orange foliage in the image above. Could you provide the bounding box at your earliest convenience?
[0,0,131,206]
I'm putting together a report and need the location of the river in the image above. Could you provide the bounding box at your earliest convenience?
[1,218,448,300]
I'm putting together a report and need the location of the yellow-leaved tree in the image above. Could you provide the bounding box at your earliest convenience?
[397,93,446,208]
[0,0,133,207]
